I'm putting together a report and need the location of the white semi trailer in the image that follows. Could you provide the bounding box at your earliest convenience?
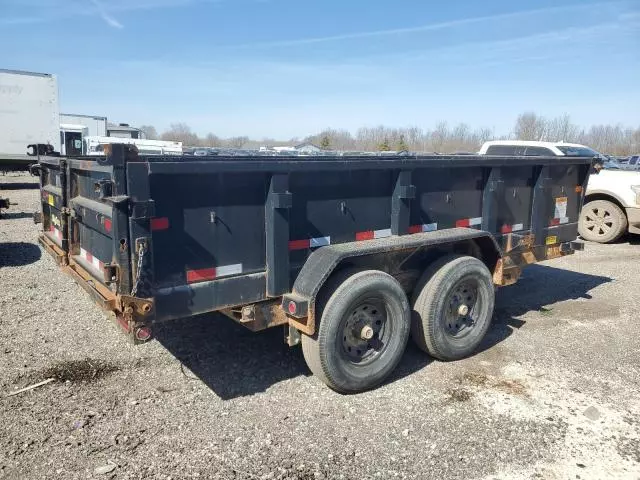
[0,69,60,170]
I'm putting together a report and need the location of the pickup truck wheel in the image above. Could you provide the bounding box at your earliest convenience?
[578,199,627,243]
[411,255,494,361]
[301,269,410,393]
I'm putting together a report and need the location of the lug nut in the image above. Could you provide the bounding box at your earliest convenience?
[360,325,374,340]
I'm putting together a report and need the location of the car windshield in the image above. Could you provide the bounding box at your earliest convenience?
[556,146,600,157]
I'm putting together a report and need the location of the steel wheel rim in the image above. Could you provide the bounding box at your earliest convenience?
[340,298,389,364]
[444,278,479,338]
[583,207,615,237]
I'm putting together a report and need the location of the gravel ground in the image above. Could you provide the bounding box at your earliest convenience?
[1,173,639,480]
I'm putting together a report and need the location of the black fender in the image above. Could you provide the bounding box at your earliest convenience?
[282,227,503,335]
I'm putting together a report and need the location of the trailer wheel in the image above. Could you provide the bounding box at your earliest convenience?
[301,269,410,393]
[411,255,494,361]
[578,199,627,243]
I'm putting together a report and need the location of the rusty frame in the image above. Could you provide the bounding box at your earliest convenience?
[39,233,154,344]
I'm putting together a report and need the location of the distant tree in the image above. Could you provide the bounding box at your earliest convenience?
[320,134,331,149]
[226,136,249,148]
[514,112,547,141]
[138,125,158,140]
[204,133,221,147]
[378,137,391,151]
[160,123,200,146]
[431,122,449,152]
[397,134,408,151]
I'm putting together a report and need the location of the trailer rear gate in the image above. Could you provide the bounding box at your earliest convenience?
[35,145,594,392]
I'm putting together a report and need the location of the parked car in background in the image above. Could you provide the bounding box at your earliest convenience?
[623,155,640,170]
[479,140,601,157]
[479,140,640,243]
[582,170,640,242]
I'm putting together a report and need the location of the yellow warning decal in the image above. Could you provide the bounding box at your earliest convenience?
[546,235,558,245]
[48,194,54,206]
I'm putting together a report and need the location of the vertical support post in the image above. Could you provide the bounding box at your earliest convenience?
[531,165,551,246]
[391,170,415,235]
[127,162,155,299]
[108,144,133,295]
[59,159,69,254]
[266,174,292,297]
[481,167,503,233]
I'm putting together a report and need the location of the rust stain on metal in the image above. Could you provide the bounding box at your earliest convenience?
[288,311,314,336]
[492,257,521,287]
[521,250,537,264]
[546,245,563,259]
[38,234,68,266]
[232,301,289,332]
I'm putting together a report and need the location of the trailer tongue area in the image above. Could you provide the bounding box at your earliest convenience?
[34,144,596,392]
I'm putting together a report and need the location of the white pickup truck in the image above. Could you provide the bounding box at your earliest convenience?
[480,141,640,243]
[581,169,640,243]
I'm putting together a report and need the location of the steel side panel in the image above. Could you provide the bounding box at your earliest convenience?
[154,272,267,321]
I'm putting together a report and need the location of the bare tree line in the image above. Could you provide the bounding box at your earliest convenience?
[139,113,640,155]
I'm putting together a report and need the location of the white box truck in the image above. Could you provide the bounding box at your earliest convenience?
[0,69,60,170]
[60,113,108,155]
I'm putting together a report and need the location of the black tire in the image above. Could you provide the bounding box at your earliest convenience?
[301,269,411,393]
[411,255,495,361]
[578,199,627,244]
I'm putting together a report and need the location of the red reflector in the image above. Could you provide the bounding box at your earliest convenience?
[134,326,152,342]
[501,225,512,234]
[104,218,112,232]
[287,301,297,315]
[355,231,374,241]
[186,268,216,283]
[151,217,169,231]
[550,218,560,226]
[408,225,422,234]
[288,239,310,251]
[456,219,470,228]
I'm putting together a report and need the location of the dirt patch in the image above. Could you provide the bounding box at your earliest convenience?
[617,436,640,463]
[460,372,490,387]
[493,379,528,397]
[458,372,528,397]
[445,388,473,403]
[35,358,120,383]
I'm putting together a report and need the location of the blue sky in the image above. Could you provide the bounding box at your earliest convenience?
[2,0,639,138]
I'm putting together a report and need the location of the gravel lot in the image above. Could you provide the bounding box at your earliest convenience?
[1,173,639,480]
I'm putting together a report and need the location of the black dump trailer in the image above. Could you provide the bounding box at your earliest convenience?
[34,145,596,392]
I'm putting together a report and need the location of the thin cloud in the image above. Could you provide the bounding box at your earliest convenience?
[90,0,124,29]
[230,1,627,49]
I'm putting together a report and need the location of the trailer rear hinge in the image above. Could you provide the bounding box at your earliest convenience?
[94,179,113,199]
[130,200,156,220]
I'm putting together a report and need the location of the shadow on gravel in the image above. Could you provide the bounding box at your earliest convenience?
[618,234,640,245]
[0,242,41,267]
[155,314,311,400]
[0,182,39,190]
[1,211,34,220]
[155,264,612,399]
[479,263,612,352]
